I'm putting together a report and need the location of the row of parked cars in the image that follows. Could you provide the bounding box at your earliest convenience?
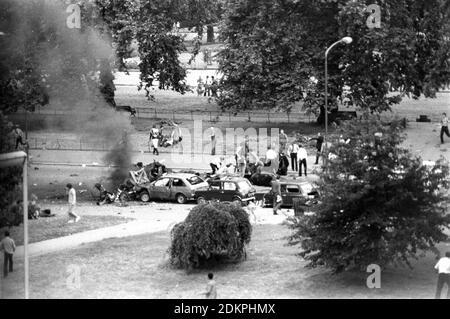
[131,173,319,208]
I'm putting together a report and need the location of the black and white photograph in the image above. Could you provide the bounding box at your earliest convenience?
[0,0,450,304]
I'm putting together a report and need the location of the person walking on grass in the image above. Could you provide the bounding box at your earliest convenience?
[1,231,16,278]
[435,251,450,299]
[440,113,450,144]
[66,183,80,223]
[202,273,217,299]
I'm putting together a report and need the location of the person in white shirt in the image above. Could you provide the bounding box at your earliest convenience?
[440,113,450,144]
[204,76,211,97]
[435,251,450,299]
[288,143,300,172]
[66,183,81,223]
[297,144,308,177]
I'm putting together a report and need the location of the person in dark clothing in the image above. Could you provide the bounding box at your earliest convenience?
[441,113,450,144]
[277,153,289,176]
[310,133,324,165]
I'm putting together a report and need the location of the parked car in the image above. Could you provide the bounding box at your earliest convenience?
[141,173,209,204]
[194,177,256,206]
[263,180,319,208]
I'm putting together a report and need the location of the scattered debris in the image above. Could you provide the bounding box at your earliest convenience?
[34,167,39,170]
[70,174,79,177]
[78,182,83,186]
[81,164,86,168]
[33,183,37,186]
[79,189,87,194]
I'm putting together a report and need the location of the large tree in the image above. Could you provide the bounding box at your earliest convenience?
[217,0,450,121]
[288,117,450,273]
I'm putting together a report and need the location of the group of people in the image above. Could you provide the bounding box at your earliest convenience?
[207,131,326,178]
[149,122,183,156]
[197,75,218,98]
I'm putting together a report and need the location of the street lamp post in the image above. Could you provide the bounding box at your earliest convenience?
[324,36,353,168]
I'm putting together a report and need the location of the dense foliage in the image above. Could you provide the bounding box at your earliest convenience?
[169,202,252,269]
[289,117,450,273]
[0,112,23,228]
[217,0,450,121]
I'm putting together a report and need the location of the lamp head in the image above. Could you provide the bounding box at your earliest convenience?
[341,37,353,44]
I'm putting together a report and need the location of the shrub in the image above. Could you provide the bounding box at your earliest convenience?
[169,202,252,269]
[289,116,450,273]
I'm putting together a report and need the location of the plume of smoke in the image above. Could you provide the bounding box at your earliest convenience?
[7,0,133,185]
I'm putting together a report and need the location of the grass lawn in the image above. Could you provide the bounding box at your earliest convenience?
[2,224,448,299]
[0,214,133,246]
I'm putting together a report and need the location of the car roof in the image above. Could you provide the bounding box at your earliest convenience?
[161,173,203,179]
[213,176,249,182]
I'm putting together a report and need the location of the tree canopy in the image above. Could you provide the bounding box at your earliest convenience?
[289,117,450,272]
[217,0,450,121]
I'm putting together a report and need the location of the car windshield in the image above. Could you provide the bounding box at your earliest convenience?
[237,180,252,192]
[187,176,204,185]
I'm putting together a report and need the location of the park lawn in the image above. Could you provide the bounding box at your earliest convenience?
[1,224,447,299]
[0,214,133,246]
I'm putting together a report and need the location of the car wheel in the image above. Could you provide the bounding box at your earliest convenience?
[140,191,150,202]
[176,193,187,204]
[119,192,130,202]
[197,197,206,205]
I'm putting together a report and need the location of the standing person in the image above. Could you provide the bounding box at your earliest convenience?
[66,183,80,223]
[288,143,299,172]
[310,133,324,165]
[204,76,211,97]
[279,130,288,153]
[14,125,26,150]
[196,76,204,96]
[210,76,218,98]
[202,273,217,299]
[435,252,450,299]
[235,145,246,177]
[271,176,282,215]
[440,113,450,144]
[1,231,16,278]
[265,146,279,175]
[210,127,216,155]
[298,144,308,177]
[277,152,289,176]
[150,125,160,156]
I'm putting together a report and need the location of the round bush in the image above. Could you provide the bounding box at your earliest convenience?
[169,202,252,269]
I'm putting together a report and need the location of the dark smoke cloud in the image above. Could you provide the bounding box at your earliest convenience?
[7,0,133,184]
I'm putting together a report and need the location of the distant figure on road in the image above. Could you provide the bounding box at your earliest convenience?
[1,231,16,278]
[66,183,81,223]
[210,76,218,98]
[13,124,27,150]
[435,251,450,299]
[150,125,160,156]
[298,144,308,177]
[210,127,216,155]
[204,76,211,97]
[440,113,450,144]
[288,143,299,172]
[202,273,217,299]
[279,130,288,153]
[197,76,204,96]
[310,133,324,165]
